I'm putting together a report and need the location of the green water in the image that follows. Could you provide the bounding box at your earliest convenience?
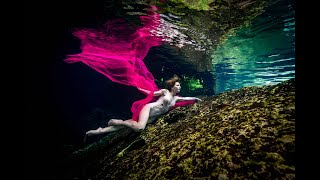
[211,0,294,94]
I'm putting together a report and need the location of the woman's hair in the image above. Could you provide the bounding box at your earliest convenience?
[165,74,180,90]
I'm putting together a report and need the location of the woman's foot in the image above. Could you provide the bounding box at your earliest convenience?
[86,127,102,136]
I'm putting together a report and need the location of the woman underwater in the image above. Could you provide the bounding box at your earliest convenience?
[85,75,202,136]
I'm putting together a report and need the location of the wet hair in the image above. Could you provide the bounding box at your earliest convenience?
[165,74,180,90]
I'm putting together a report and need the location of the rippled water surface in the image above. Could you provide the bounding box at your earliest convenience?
[210,0,295,93]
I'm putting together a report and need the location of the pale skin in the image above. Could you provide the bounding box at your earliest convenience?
[85,82,202,136]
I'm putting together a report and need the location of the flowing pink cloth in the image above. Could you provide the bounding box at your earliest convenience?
[65,5,195,121]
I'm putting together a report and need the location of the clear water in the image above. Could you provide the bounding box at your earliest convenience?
[94,0,295,95]
[211,0,295,94]
[55,0,295,146]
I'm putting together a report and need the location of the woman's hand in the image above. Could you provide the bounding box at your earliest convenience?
[195,98,203,102]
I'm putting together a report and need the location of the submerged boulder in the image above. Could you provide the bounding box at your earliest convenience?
[61,78,295,179]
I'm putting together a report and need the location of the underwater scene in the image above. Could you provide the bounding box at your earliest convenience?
[26,0,295,179]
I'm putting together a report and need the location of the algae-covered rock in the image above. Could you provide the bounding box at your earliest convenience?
[61,78,295,179]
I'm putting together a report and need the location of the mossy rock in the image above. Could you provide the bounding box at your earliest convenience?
[62,78,295,179]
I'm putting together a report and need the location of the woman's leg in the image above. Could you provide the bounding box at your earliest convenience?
[108,104,151,132]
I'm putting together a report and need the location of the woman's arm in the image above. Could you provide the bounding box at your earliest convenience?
[137,87,166,96]
[137,87,151,95]
[175,96,202,102]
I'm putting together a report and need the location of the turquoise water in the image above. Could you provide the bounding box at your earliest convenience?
[211,0,295,94]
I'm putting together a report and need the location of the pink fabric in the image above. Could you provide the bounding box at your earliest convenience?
[65,5,195,121]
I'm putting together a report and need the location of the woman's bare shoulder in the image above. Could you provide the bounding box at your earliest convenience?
[161,89,169,93]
